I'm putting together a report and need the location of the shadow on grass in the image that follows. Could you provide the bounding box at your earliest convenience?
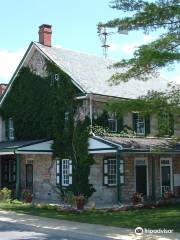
[0,202,180,232]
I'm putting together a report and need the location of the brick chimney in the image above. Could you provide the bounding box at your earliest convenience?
[39,24,52,47]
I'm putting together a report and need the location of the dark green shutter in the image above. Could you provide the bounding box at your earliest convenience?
[169,113,174,136]
[103,159,108,185]
[56,159,62,186]
[5,119,9,141]
[145,114,150,136]
[117,116,123,133]
[69,160,72,185]
[132,113,138,133]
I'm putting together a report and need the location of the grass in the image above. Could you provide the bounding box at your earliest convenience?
[0,201,180,232]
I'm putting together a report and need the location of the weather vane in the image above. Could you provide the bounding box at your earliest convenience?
[98,25,128,58]
[97,25,110,58]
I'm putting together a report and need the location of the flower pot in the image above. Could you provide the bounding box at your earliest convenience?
[25,196,33,203]
[76,199,84,210]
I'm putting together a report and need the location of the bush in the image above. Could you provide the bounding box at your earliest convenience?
[0,188,12,202]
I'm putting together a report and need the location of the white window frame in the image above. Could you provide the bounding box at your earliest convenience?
[8,117,14,140]
[108,113,117,133]
[104,158,117,186]
[136,113,145,135]
[160,158,173,196]
[62,159,72,187]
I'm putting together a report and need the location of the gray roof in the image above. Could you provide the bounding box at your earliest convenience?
[35,42,169,99]
[0,139,46,150]
[101,136,180,151]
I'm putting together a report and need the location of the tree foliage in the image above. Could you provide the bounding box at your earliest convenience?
[106,84,180,136]
[100,0,180,83]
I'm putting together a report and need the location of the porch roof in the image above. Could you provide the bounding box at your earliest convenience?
[99,135,180,153]
[0,139,47,155]
[0,136,179,156]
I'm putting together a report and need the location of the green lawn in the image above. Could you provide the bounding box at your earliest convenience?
[0,201,180,232]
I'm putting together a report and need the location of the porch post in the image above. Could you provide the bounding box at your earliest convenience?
[117,148,121,203]
[15,154,21,199]
[152,156,156,201]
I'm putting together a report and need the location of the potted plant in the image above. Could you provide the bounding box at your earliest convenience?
[163,191,173,199]
[131,192,143,205]
[74,194,85,210]
[22,189,33,203]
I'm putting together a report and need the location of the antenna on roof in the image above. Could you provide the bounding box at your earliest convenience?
[97,26,110,58]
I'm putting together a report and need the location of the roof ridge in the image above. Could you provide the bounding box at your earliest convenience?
[34,41,115,62]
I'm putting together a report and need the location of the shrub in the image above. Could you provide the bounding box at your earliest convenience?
[0,188,12,202]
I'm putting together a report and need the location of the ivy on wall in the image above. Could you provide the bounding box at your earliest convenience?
[1,62,95,198]
[105,87,180,137]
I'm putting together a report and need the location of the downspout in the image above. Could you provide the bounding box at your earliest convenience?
[152,155,156,202]
[89,94,93,134]
[117,147,122,204]
[15,151,21,199]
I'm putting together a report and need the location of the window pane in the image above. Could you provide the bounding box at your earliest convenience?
[107,159,117,185]
[62,159,70,186]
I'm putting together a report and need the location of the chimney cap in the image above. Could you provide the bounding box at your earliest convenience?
[39,24,52,29]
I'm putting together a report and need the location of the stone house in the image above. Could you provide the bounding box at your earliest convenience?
[0,24,180,204]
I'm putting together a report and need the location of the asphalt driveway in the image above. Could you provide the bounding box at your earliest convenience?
[0,219,78,240]
[0,210,180,240]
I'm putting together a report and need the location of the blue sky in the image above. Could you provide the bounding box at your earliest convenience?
[0,0,179,83]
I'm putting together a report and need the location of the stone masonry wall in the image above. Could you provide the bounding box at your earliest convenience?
[28,50,47,78]
[89,154,117,205]
[172,156,180,196]
[20,154,60,202]
[174,115,180,137]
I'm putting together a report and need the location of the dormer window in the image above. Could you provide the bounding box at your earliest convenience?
[50,73,60,86]
[108,113,117,133]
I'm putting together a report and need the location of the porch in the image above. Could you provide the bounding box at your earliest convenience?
[89,136,180,204]
[0,140,49,198]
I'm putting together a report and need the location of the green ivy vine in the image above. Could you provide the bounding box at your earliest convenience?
[1,62,95,198]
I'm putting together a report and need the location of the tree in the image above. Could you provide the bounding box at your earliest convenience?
[105,84,180,136]
[99,0,180,83]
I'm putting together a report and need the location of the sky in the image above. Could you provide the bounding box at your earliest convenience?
[0,0,179,84]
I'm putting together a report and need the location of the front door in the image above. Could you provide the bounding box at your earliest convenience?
[1,157,16,191]
[161,159,172,195]
[26,164,33,193]
[136,165,147,195]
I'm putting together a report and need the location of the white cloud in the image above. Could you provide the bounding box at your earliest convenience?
[143,35,153,44]
[120,43,138,55]
[173,75,180,84]
[0,48,25,83]
[109,43,120,52]
[108,34,155,55]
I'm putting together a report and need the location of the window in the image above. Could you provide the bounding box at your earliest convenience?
[64,111,69,121]
[103,159,117,186]
[7,117,14,141]
[108,113,117,133]
[158,112,174,136]
[56,159,72,186]
[50,73,60,87]
[136,114,145,135]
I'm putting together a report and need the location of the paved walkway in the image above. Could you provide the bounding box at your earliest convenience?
[0,210,179,240]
